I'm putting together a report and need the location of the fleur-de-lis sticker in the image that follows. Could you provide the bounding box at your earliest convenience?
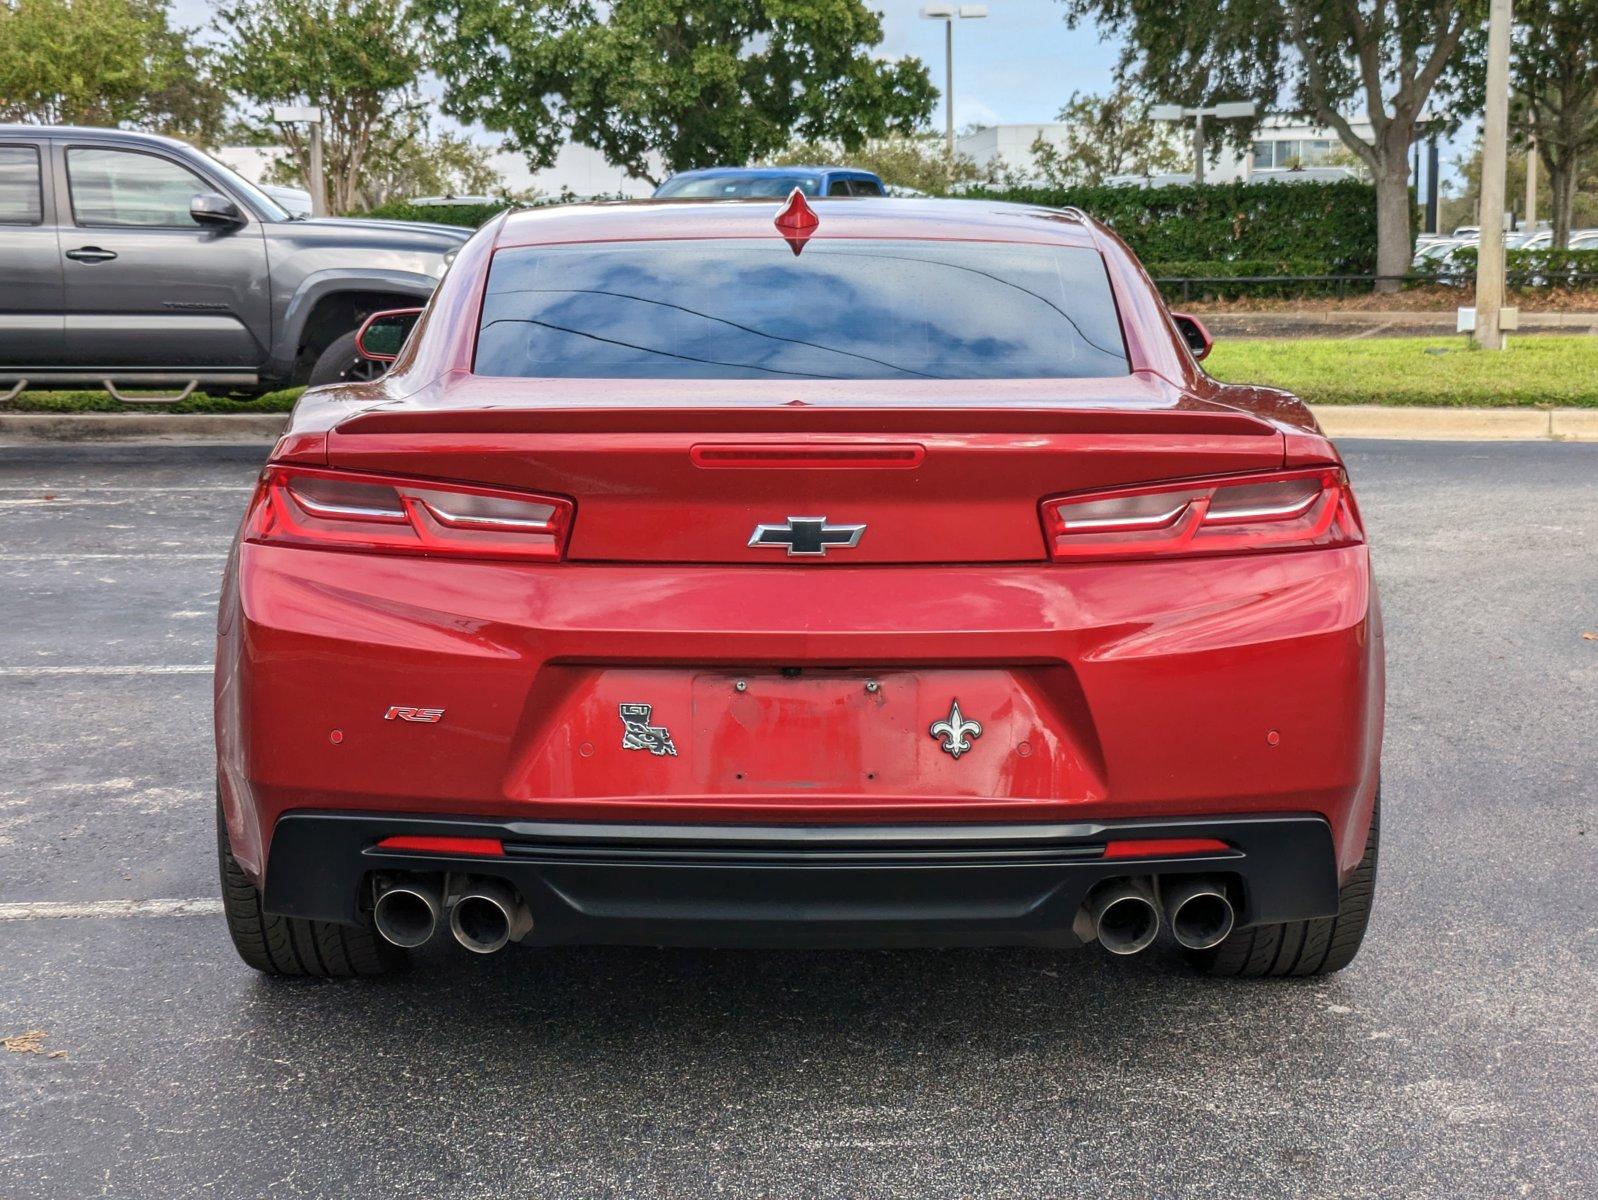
[930,699,982,760]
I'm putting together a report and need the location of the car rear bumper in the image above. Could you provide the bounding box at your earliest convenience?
[264,812,1339,948]
[217,542,1383,895]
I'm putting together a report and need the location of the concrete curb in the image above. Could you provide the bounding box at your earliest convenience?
[3,407,1596,446]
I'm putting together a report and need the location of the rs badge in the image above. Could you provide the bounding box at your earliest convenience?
[619,703,678,757]
[384,706,444,723]
[930,699,982,759]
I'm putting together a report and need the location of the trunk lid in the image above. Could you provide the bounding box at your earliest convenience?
[325,375,1285,565]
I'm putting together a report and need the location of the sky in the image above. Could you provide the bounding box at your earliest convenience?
[173,0,1126,132]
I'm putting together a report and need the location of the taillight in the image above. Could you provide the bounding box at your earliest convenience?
[244,466,573,560]
[1042,467,1362,562]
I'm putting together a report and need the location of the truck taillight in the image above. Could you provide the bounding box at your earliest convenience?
[244,466,573,561]
[1042,467,1363,562]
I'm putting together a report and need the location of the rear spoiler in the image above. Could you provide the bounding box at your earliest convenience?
[333,403,1281,439]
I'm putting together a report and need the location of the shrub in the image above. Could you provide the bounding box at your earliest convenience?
[361,199,512,227]
[1447,246,1598,288]
[965,180,1379,274]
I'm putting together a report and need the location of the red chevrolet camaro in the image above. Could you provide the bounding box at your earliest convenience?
[214,193,1383,978]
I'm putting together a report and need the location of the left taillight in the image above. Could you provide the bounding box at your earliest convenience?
[243,466,574,561]
[1042,467,1363,562]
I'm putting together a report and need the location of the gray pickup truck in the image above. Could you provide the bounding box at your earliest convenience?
[0,125,470,399]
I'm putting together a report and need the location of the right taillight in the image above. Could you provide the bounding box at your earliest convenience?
[1042,467,1364,562]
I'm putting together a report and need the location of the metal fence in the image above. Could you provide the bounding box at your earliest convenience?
[1153,272,1598,302]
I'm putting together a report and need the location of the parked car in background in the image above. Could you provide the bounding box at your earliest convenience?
[0,125,469,399]
[260,183,313,218]
[654,166,887,198]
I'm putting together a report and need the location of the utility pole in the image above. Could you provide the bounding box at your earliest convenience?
[919,6,988,167]
[1525,139,1538,233]
[273,105,328,217]
[1475,0,1513,350]
[1150,101,1258,184]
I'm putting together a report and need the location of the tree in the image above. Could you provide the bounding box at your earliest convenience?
[1027,87,1184,186]
[418,0,938,185]
[214,0,426,214]
[1511,0,1598,246]
[0,0,226,142]
[1060,0,1486,289]
[762,134,982,194]
[281,116,506,210]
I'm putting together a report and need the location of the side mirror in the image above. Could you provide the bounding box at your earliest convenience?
[190,192,246,227]
[1169,310,1213,361]
[355,307,424,364]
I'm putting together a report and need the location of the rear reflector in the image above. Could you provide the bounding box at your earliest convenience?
[691,443,925,469]
[1043,467,1363,562]
[375,836,506,857]
[245,466,573,561]
[1102,837,1231,860]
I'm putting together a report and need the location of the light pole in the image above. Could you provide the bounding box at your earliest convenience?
[919,5,988,164]
[272,105,327,217]
[1475,0,1513,350]
[1149,101,1258,184]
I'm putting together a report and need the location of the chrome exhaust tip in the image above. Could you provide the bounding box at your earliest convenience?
[1165,878,1236,951]
[373,877,442,948]
[449,879,533,955]
[1088,880,1160,956]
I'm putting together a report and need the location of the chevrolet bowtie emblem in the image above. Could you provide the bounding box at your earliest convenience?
[748,516,866,557]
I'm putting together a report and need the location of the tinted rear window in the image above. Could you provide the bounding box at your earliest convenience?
[475,238,1129,380]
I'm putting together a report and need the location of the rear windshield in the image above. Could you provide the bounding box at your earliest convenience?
[656,174,821,198]
[475,238,1129,380]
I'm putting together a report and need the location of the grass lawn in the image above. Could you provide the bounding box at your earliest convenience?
[0,387,302,414]
[4,335,1596,412]
[1206,335,1598,408]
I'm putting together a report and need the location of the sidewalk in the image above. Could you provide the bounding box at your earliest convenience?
[4,408,1597,445]
[1201,310,1598,340]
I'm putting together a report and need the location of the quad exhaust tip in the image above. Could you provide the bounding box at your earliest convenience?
[1165,878,1236,951]
[449,878,534,955]
[373,877,442,948]
[1088,880,1160,956]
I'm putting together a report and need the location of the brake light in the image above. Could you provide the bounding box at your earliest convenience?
[1042,467,1363,562]
[244,466,573,560]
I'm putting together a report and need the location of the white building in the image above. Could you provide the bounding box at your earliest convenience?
[955,115,1373,185]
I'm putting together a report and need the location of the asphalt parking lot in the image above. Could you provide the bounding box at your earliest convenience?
[1,439,1593,1199]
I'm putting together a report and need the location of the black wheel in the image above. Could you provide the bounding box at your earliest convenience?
[217,789,402,977]
[306,329,386,387]
[1186,792,1379,978]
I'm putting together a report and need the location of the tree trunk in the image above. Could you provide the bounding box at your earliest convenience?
[1372,159,1414,293]
[1548,154,1578,248]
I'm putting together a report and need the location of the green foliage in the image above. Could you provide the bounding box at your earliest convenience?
[1446,246,1598,287]
[417,0,938,185]
[1206,335,1598,408]
[1510,0,1598,245]
[762,134,981,195]
[1022,88,1184,187]
[362,199,513,227]
[969,180,1379,272]
[2,388,302,413]
[0,0,226,141]
[214,0,427,214]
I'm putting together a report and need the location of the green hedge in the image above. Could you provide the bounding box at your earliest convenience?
[967,180,1379,274]
[1445,246,1598,288]
[363,200,512,227]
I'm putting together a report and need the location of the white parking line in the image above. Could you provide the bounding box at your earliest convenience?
[0,552,226,561]
[0,898,223,921]
[0,664,211,678]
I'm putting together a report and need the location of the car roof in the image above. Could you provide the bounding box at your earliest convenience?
[495,196,1097,249]
[0,124,199,153]
[665,166,880,179]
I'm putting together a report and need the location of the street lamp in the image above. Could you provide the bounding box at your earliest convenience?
[1148,100,1258,185]
[920,4,988,163]
[272,105,327,218]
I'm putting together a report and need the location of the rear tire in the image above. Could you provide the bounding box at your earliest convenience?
[1186,792,1379,978]
[216,789,402,977]
[306,329,387,387]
